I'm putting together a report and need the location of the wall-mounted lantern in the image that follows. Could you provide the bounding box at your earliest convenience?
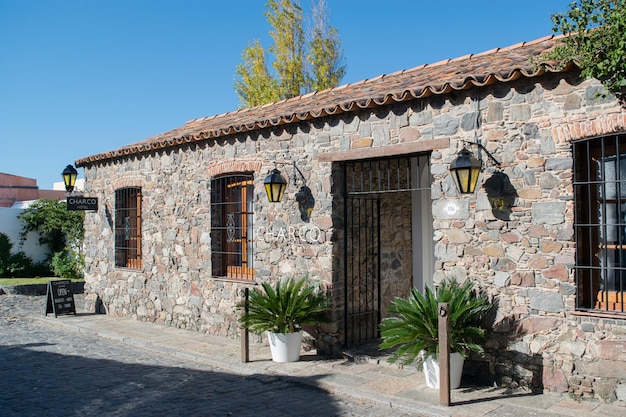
[263,161,315,222]
[449,141,501,194]
[61,164,98,211]
[62,164,78,193]
[264,168,288,203]
[449,148,482,194]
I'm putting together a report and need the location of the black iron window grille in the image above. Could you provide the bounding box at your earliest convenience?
[210,173,254,280]
[115,187,142,269]
[344,156,430,196]
[574,134,626,313]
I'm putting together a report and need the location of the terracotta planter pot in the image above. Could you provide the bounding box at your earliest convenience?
[267,331,302,362]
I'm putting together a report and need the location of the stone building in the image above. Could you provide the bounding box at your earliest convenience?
[76,35,626,401]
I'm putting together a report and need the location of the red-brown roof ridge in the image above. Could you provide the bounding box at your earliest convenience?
[76,34,571,167]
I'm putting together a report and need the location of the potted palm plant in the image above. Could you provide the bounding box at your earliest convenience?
[379,279,491,389]
[238,277,330,362]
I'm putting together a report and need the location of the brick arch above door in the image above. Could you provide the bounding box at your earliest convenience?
[110,176,144,189]
[553,113,626,143]
[205,160,263,178]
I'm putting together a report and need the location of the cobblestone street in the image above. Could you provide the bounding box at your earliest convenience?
[0,294,420,417]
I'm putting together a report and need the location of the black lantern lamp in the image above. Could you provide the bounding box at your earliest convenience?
[264,168,288,203]
[449,148,482,194]
[449,141,502,194]
[264,162,315,221]
[62,164,78,193]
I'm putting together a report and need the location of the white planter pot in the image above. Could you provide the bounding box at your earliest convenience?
[267,331,302,362]
[423,352,465,389]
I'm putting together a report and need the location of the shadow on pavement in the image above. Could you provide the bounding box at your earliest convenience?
[450,387,539,407]
[0,343,339,417]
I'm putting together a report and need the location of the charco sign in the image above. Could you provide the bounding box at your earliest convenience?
[67,196,98,211]
[256,225,327,244]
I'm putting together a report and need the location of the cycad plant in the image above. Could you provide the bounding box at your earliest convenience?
[239,277,330,334]
[379,279,491,365]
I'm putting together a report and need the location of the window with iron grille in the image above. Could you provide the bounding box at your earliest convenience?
[115,187,142,269]
[210,174,254,280]
[574,134,626,313]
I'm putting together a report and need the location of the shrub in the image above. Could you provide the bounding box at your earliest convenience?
[50,251,84,279]
[239,277,330,334]
[380,279,492,365]
[0,233,12,268]
[0,233,51,277]
[5,252,33,278]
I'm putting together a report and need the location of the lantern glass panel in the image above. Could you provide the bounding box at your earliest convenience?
[265,181,286,203]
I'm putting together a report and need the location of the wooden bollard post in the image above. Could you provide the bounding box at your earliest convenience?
[241,287,250,363]
[438,302,450,406]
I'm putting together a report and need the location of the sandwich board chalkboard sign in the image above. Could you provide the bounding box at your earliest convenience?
[45,280,76,317]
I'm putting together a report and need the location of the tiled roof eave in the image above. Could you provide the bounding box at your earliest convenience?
[75,47,575,168]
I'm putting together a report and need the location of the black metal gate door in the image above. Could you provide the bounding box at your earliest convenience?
[345,196,381,347]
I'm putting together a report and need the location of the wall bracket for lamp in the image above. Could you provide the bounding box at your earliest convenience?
[263,161,315,222]
[461,140,501,168]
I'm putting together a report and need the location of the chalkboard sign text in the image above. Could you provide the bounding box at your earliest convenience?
[45,280,76,317]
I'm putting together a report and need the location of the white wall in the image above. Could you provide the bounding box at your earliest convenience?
[52,178,84,192]
[0,202,49,263]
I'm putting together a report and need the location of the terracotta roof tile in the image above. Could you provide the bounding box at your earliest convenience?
[76,35,572,167]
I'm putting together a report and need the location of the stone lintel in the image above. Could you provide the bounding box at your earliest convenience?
[318,138,450,162]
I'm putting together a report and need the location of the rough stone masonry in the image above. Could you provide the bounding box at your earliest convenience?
[80,65,626,402]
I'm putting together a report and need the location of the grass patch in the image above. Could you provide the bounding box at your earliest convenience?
[0,277,84,286]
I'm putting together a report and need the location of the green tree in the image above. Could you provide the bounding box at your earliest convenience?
[234,0,346,108]
[234,40,280,107]
[307,0,346,92]
[267,0,306,99]
[18,199,84,278]
[546,0,626,100]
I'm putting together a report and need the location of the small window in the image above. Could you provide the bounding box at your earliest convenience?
[574,134,626,313]
[115,187,142,269]
[210,174,254,280]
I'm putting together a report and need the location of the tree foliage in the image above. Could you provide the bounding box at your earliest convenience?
[18,199,84,278]
[235,40,280,106]
[307,0,346,92]
[546,0,626,99]
[267,0,306,99]
[0,232,50,278]
[235,0,346,108]
[19,199,83,253]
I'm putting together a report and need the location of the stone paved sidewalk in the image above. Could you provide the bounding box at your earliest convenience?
[2,294,415,416]
[3,291,626,416]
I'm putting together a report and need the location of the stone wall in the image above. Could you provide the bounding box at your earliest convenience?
[424,73,626,401]
[82,135,337,338]
[379,191,413,320]
[82,69,626,401]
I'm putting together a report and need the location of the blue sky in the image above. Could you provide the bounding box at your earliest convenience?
[0,0,572,188]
